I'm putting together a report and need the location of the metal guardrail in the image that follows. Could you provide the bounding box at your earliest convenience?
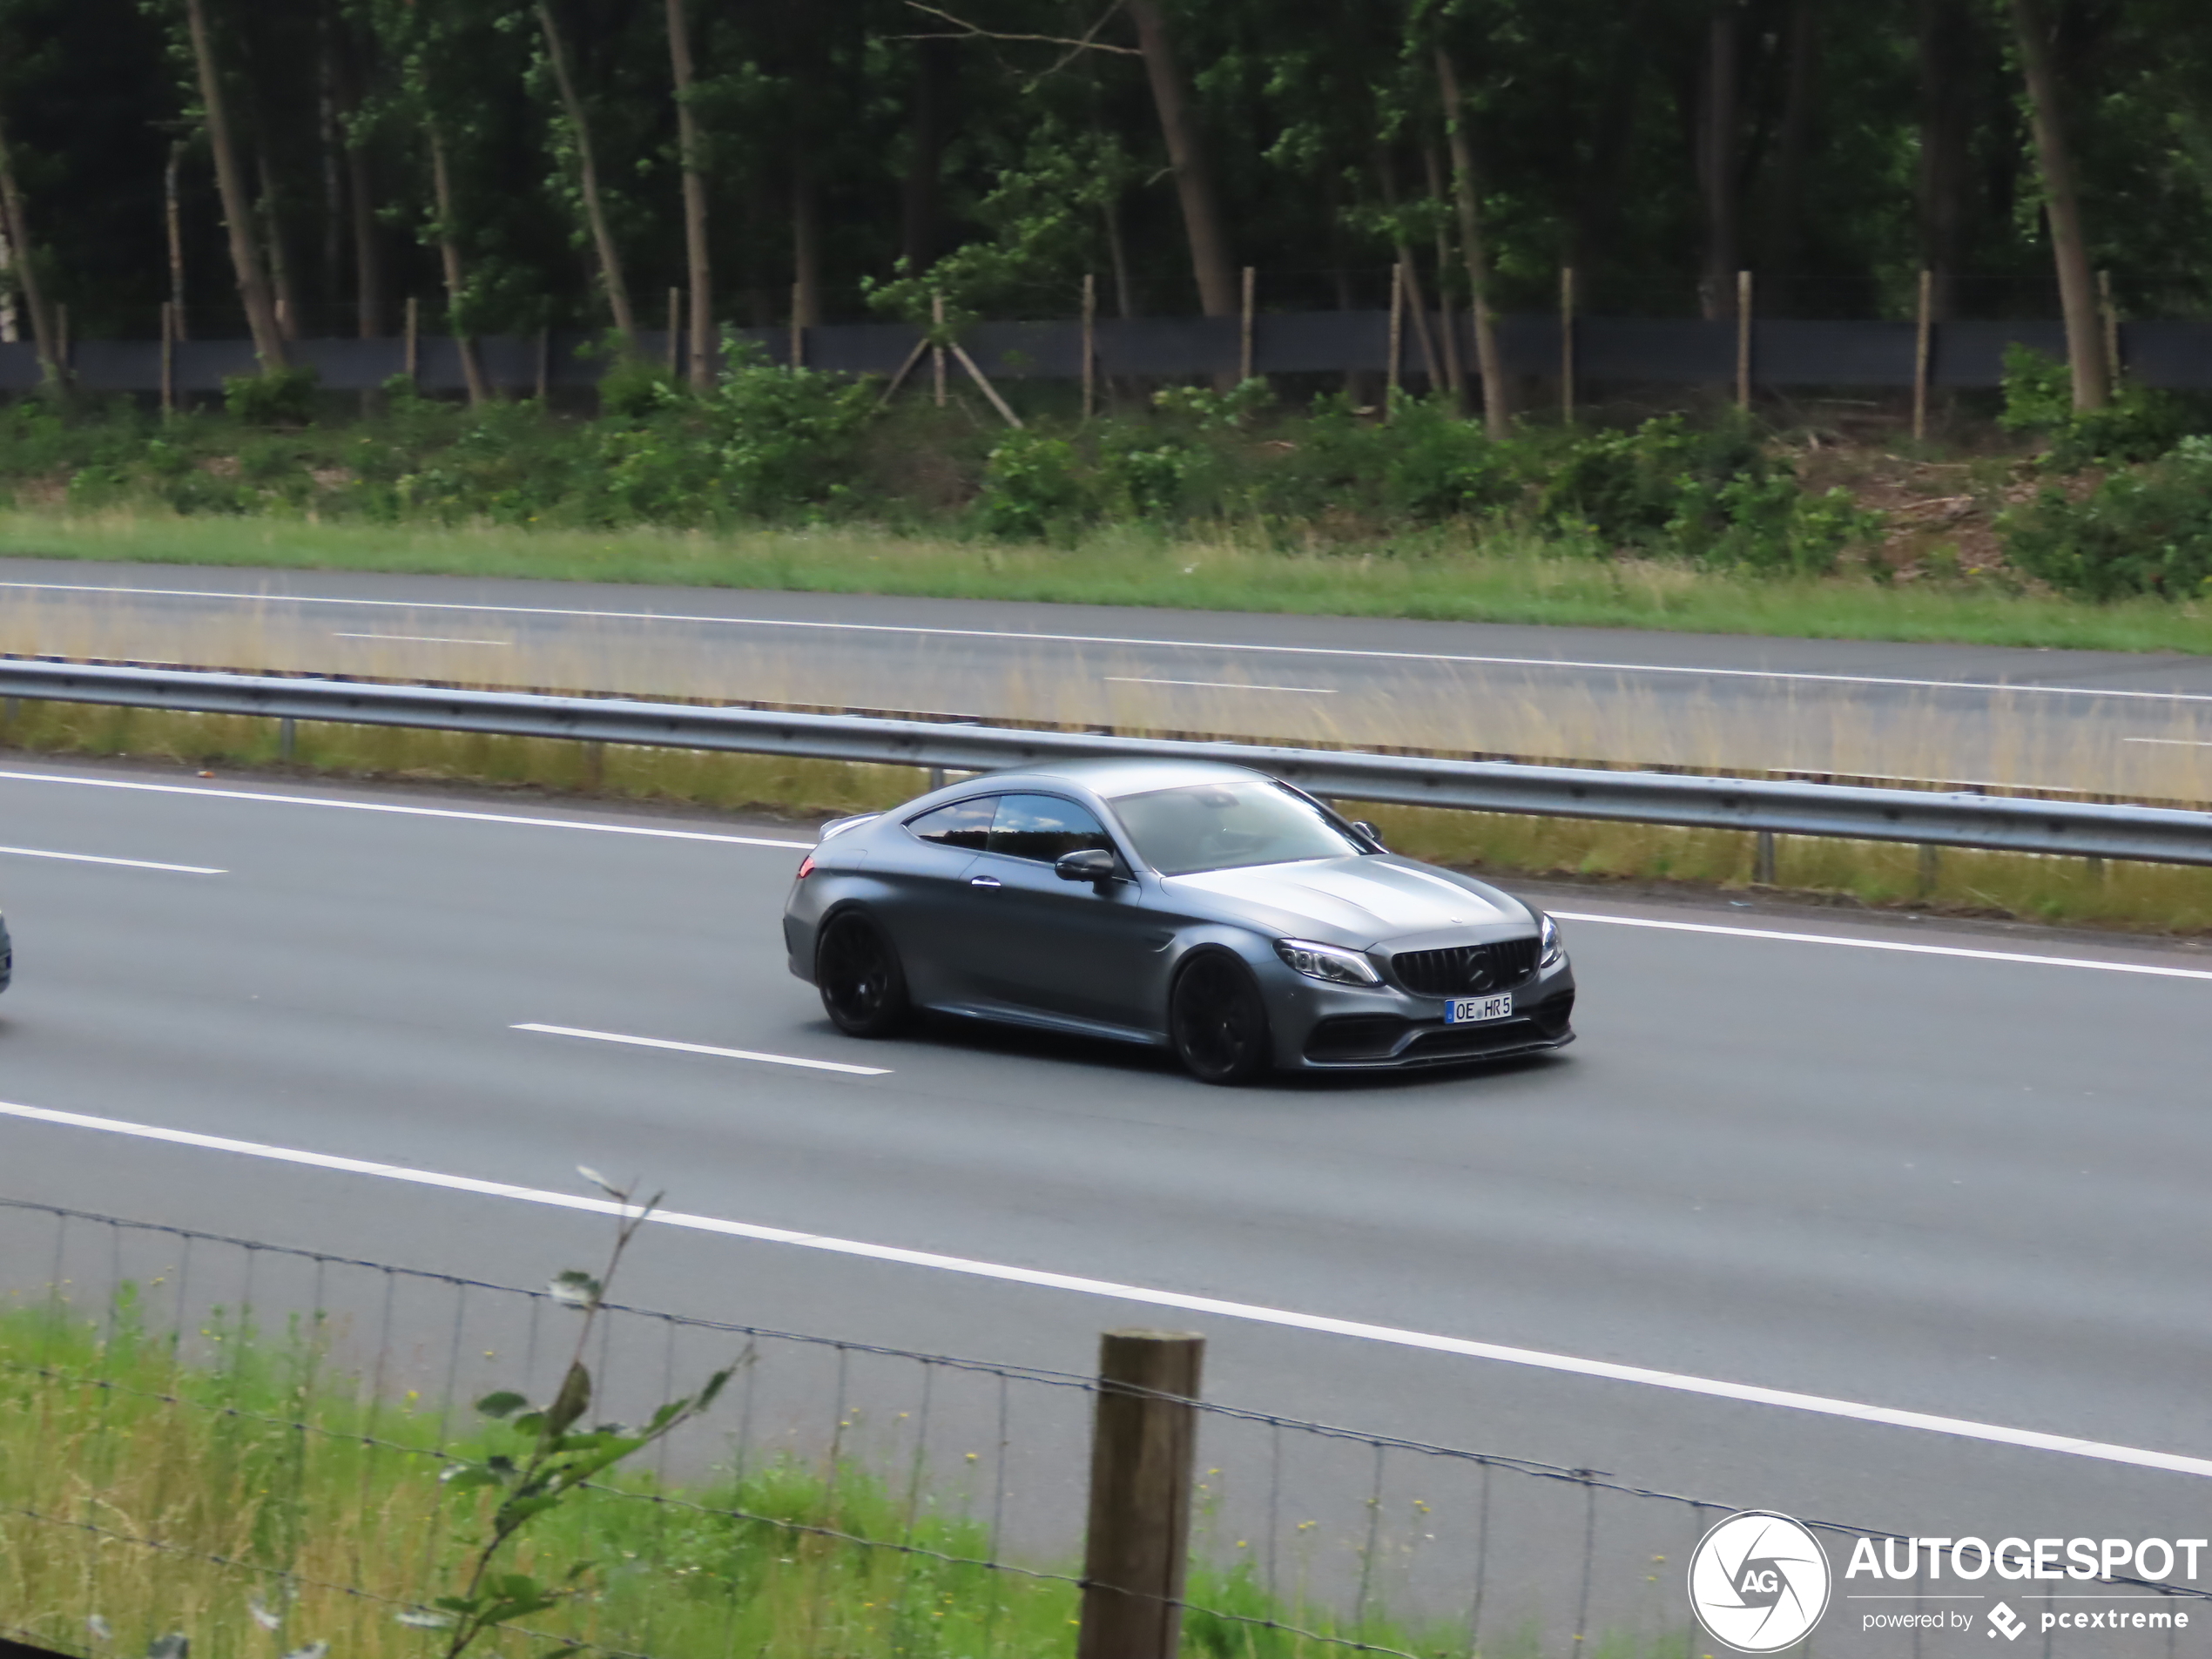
[5,657,2211,867]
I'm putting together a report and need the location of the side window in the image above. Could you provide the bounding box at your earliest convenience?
[906,796,996,852]
[987,794,1116,864]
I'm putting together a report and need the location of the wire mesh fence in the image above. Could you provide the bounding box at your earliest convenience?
[1,1196,2204,1659]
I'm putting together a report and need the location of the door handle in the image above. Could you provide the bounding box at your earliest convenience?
[968,875,1002,888]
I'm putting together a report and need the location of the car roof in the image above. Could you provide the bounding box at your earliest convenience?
[970,756,1269,800]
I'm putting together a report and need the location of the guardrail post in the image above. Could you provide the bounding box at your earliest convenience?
[278,716,296,763]
[1753,829,1777,886]
[1917,842,1940,897]
[1076,1329,1205,1659]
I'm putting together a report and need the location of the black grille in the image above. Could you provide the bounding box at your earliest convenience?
[1389,936,1541,997]
[1304,1015,1412,1062]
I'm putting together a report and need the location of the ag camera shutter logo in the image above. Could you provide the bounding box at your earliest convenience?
[1688,1510,1832,1653]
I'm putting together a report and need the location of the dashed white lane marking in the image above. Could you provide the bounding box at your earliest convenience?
[2122,737,2212,747]
[333,632,509,646]
[514,1022,891,1076]
[5,578,2209,703]
[1105,677,1337,694]
[1553,910,2212,981]
[0,846,224,874]
[0,770,811,848]
[3,1095,2209,1480]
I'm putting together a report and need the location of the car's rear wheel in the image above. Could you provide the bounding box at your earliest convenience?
[816,912,909,1037]
[1170,953,1271,1084]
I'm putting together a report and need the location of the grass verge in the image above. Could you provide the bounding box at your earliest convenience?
[0,1293,1672,1659]
[6,698,2211,936]
[8,509,2212,657]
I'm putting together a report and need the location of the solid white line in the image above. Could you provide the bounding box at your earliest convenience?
[1105,677,1337,694]
[333,632,509,646]
[515,1022,890,1076]
[0,770,812,848]
[1553,910,2212,982]
[2122,737,2212,748]
[5,578,2208,704]
[0,845,224,874]
[2,1094,2208,1480]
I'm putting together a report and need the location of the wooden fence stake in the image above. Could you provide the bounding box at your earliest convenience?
[1386,261,1404,421]
[1081,273,1096,421]
[404,297,420,390]
[1238,264,1255,384]
[536,325,551,402]
[1560,265,1577,425]
[931,292,948,408]
[874,336,931,409]
[1912,268,1933,442]
[949,340,1022,428]
[56,302,68,381]
[789,283,805,371]
[2099,269,2121,386]
[667,287,681,375]
[159,301,176,417]
[1076,1330,1204,1659]
[1735,270,1753,411]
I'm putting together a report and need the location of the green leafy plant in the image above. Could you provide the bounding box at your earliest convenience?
[2002,435,2212,600]
[224,367,321,428]
[975,429,1094,538]
[408,1170,743,1659]
[1999,344,2209,469]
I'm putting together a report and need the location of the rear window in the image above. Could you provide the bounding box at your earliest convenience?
[905,796,995,851]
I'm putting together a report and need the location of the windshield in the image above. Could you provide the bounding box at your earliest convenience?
[1111,779,1364,876]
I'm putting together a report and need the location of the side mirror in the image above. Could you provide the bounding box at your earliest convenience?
[1351,820,1386,850]
[1055,847,1122,885]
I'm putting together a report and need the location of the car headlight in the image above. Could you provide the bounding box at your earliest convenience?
[1539,913,1563,968]
[1275,939,1381,986]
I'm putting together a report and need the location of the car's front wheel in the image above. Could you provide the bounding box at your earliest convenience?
[1169,952,1271,1084]
[816,912,909,1037]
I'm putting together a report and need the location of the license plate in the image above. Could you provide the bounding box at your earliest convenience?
[1446,993,1513,1024]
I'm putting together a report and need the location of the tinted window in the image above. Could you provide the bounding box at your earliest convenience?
[1111,780,1361,875]
[987,794,1116,864]
[906,796,996,852]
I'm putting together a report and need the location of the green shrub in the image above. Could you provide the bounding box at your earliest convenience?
[2002,435,2212,600]
[1536,414,1766,544]
[223,365,320,426]
[1999,343,2209,469]
[975,429,1093,537]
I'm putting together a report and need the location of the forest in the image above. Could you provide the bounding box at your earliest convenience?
[3,0,2212,611]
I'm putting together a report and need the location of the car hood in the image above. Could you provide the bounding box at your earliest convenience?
[1162,855,1529,947]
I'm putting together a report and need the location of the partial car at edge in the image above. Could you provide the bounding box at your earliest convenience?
[781,758,1575,1083]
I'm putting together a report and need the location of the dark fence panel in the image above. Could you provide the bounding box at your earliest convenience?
[18,312,2212,395]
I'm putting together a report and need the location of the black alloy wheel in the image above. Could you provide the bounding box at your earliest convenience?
[1169,952,1271,1084]
[816,912,909,1037]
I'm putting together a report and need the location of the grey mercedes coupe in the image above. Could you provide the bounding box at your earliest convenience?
[781,758,1575,1083]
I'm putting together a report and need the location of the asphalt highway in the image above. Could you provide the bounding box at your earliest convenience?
[8,557,2212,798]
[3,754,2209,1649]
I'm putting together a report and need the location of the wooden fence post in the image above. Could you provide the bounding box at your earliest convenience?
[931,292,948,408]
[1560,265,1576,425]
[159,302,176,417]
[2099,269,2121,387]
[1081,273,1096,421]
[1076,1330,1204,1659]
[1386,261,1404,421]
[536,325,551,403]
[788,283,804,371]
[1238,264,1255,384]
[1735,270,1753,412]
[1912,268,1934,442]
[404,296,420,391]
[667,286,681,375]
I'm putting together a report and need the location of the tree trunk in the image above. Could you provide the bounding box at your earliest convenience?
[1372,150,1443,388]
[257,148,302,339]
[1423,143,1468,405]
[2009,0,2105,408]
[427,122,491,406]
[1916,0,1973,320]
[900,35,950,274]
[538,0,637,347]
[1434,46,1508,439]
[1696,2,1743,320]
[1125,0,1236,317]
[791,155,823,326]
[0,123,56,380]
[165,140,189,337]
[665,0,711,388]
[1764,0,1818,314]
[184,0,286,366]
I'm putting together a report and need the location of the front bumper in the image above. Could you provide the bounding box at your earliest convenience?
[1265,955,1576,1070]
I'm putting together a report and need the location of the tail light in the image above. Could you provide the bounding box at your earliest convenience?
[796,853,817,880]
